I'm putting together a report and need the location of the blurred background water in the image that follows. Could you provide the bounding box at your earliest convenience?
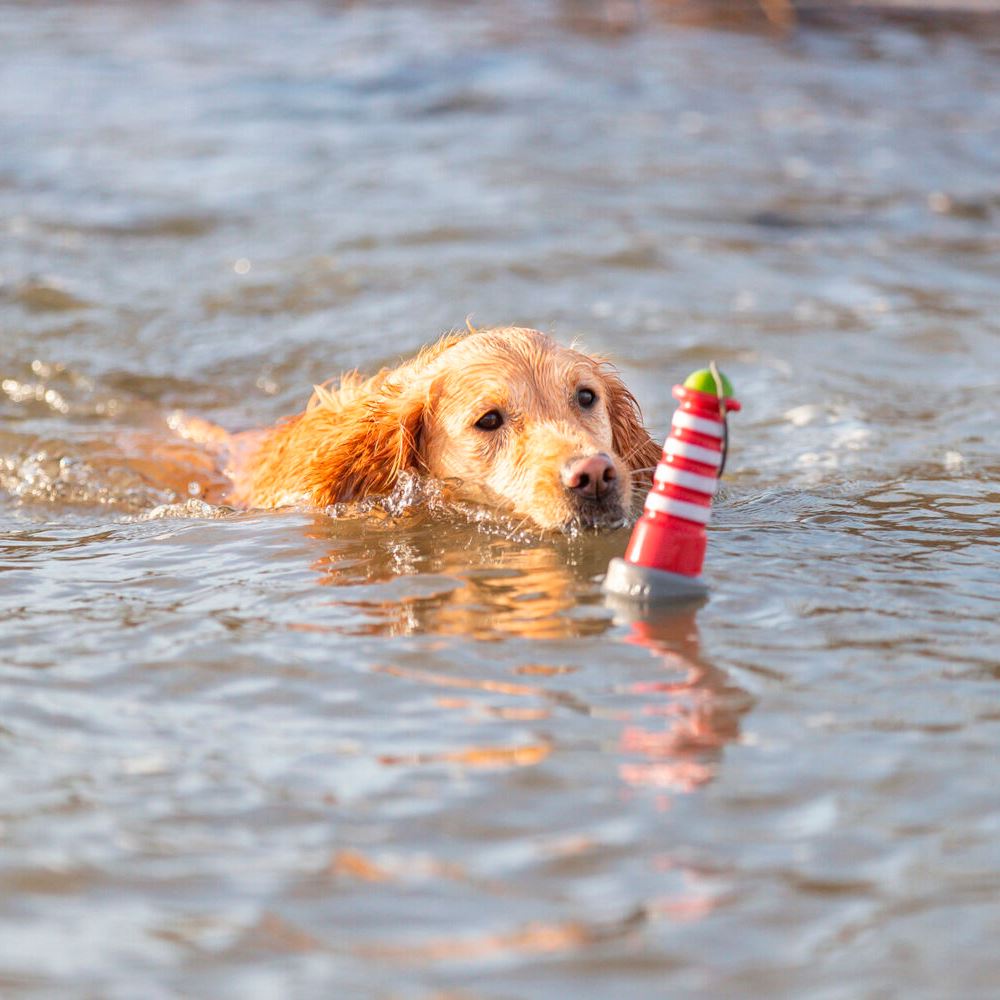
[2,2,999,997]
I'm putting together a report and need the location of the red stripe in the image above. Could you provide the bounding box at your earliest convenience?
[670,426,724,450]
[651,483,713,507]
[658,452,719,477]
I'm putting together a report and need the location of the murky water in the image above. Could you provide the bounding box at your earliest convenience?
[3,2,1000,996]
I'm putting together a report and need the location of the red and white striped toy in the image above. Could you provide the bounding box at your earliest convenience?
[603,366,739,603]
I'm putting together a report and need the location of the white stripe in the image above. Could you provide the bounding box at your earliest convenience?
[672,411,723,438]
[654,464,718,496]
[644,491,712,524]
[663,437,722,467]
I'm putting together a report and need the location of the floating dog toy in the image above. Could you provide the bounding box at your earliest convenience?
[603,365,740,603]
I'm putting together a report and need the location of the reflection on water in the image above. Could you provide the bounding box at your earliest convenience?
[281,578,750,967]
[3,1,1000,996]
[611,604,752,802]
[307,504,625,639]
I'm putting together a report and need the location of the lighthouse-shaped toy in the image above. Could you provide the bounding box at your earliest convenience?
[603,366,739,603]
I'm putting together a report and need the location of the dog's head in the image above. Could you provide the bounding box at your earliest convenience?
[418,328,660,530]
[258,327,662,530]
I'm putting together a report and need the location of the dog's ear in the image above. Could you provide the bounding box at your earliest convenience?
[302,374,430,506]
[304,333,466,504]
[248,333,471,508]
[602,366,663,480]
[247,371,431,507]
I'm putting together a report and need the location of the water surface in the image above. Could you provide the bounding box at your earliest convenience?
[2,2,1000,997]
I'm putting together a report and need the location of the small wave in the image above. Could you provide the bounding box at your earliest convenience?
[0,360,124,420]
[6,277,92,312]
[0,447,172,511]
[140,498,238,520]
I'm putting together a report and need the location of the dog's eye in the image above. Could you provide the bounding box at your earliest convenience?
[577,387,597,409]
[475,410,504,431]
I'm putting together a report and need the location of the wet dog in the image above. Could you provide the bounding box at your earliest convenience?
[178,326,663,531]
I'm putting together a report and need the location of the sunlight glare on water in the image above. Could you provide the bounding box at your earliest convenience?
[2,2,1000,997]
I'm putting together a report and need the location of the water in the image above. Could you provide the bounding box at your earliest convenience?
[2,2,1000,996]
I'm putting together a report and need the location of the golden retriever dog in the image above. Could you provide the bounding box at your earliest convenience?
[177,326,663,531]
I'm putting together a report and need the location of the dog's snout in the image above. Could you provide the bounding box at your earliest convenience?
[561,453,617,499]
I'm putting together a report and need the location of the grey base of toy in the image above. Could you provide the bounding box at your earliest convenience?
[602,558,709,603]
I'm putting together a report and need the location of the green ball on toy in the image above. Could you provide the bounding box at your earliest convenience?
[684,367,734,398]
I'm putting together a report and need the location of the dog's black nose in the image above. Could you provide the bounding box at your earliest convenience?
[562,453,617,499]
